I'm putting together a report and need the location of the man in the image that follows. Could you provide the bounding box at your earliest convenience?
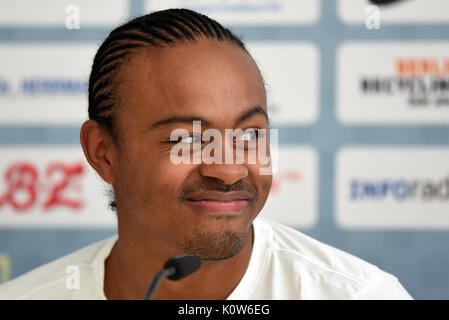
[0,9,412,299]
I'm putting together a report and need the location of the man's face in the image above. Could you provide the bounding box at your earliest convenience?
[110,39,272,260]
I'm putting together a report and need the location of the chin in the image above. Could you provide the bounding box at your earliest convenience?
[177,228,248,261]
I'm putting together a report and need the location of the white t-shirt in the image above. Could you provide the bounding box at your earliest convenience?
[0,218,412,299]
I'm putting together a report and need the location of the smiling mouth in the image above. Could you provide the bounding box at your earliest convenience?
[183,191,253,213]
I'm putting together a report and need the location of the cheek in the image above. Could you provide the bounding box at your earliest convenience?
[148,162,193,201]
[247,164,273,199]
[118,150,194,211]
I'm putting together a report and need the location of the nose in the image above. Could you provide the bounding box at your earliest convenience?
[197,128,250,185]
[199,163,248,185]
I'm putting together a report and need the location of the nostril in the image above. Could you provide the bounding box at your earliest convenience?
[199,163,248,185]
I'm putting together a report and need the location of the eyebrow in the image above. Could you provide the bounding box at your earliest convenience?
[238,106,269,125]
[147,105,269,130]
[149,116,212,130]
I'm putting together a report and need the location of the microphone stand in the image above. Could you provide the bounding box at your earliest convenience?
[144,267,176,300]
[143,254,201,300]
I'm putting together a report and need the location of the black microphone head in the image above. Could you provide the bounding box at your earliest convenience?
[369,0,406,5]
[164,254,202,281]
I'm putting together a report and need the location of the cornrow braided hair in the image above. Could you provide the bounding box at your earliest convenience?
[88,8,247,138]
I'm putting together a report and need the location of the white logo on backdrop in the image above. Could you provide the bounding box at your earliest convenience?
[260,146,318,228]
[247,42,320,125]
[0,45,96,124]
[337,42,449,124]
[0,146,114,228]
[146,0,320,25]
[335,147,449,229]
[0,0,128,27]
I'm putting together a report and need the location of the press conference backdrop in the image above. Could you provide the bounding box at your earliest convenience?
[0,0,448,299]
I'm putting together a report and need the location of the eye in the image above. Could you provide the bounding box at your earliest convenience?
[177,134,202,144]
[235,129,260,143]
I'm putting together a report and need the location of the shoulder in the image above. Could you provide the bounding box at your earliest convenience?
[252,218,412,299]
[0,236,117,300]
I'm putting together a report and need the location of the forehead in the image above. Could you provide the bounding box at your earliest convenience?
[115,39,267,130]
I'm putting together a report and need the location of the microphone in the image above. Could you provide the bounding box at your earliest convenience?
[144,254,202,300]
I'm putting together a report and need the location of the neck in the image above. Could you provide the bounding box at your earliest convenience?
[104,213,254,300]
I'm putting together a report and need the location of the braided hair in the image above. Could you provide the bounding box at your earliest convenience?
[88,8,247,138]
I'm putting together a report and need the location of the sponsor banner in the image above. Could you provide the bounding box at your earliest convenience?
[338,0,449,24]
[0,145,317,229]
[145,0,320,25]
[0,43,319,125]
[337,42,449,124]
[0,44,96,124]
[0,146,115,228]
[0,0,128,27]
[259,146,318,228]
[247,42,319,124]
[335,147,449,229]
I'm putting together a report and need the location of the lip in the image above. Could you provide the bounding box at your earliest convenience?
[183,191,253,213]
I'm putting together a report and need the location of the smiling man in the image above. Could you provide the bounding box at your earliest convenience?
[0,9,412,300]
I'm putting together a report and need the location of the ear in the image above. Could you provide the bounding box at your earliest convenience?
[80,120,116,184]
